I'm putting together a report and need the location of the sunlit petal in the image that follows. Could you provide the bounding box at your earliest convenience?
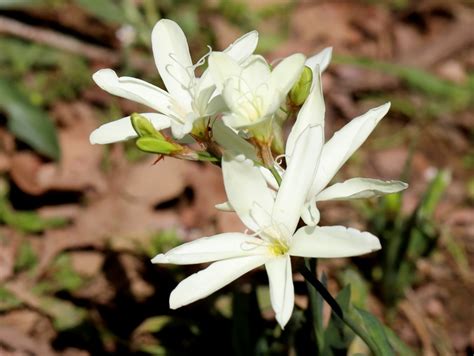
[290,225,381,258]
[265,256,294,328]
[151,233,267,265]
[222,153,275,231]
[169,255,270,309]
[152,19,193,105]
[310,103,391,197]
[316,178,408,201]
[93,69,174,115]
[272,125,323,236]
[89,113,170,144]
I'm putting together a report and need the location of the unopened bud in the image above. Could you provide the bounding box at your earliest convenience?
[136,136,182,155]
[131,113,165,139]
[289,66,313,106]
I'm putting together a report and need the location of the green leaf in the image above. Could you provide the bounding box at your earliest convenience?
[354,307,394,356]
[0,79,60,160]
[73,0,127,23]
[0,0,43,8]
[39,296,87,331]
[14,240,38,272]
[0,286,22,311]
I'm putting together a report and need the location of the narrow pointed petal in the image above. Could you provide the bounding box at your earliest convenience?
[151,233,267,265]
[89,113,171,144]
[316,178,408,202]
[305,47,332,77]
[93,69,174,115]
[169,255,270,309]
[222,153,275,231]
[290,225,381,258]
[286,68,325,160]
[152,19,193,105]
[265,256,294,328]
[310,103,391,197]
[224,30,259,63]
[270,53,306,100]
[272,125,323,237]
[212,120,258,160]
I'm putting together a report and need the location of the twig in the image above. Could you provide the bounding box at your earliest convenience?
[0,15,155,73]
[0,15,115,62]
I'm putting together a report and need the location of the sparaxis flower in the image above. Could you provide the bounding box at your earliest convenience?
[89,19,259,144]
[152,115,381,330]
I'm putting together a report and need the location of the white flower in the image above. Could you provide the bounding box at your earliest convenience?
[247,65,406,225]
[208,52,305,129]
[90,19,259,144]
[152,125,381,329]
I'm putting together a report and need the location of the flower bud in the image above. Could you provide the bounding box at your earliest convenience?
[131,113,165,139]
[289,66,313,106]
[135,136,182,155]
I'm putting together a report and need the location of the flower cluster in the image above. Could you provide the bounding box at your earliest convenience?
[90,19,408,328]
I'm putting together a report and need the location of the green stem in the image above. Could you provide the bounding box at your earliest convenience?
[299,264,380,354]
[269,166,282,186]
[304,258,325,353]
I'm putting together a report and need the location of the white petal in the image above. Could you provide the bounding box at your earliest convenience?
[270,53,306,100]
[290,225,381,258]
[224,30,259,63]
[215,201,234,212]
[89,113,171,144]
[286,67,325,160]
[212,120,258,160]
[197,31,259,93]
[169,255,270,309]
[151,233,267,265]
[265,256,294,328]
[260,166,280,190]
[305,47,332,77]
[272,125,323,237]
[93,69,174,115]
[208,52,241,92]
[310,103,391,197]
[316,178,408,202]
[170,117,193,139]
[222,153,275,231]
[300,200,320,226]
[241,56,271,91]
[152,19,193,105]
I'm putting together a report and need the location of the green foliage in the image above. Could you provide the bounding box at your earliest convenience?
[0,180,68,233]
[359,169,450,305]
[50,254,84,292]
[0,38,90,105]
[74,0,127,23]
[14,240,38,273]
[0,286,22,311]
[0,79,60,160]
[353,307,394,356]
[142,230,181,258]
[39,295,87,330]
[334,55,473,120]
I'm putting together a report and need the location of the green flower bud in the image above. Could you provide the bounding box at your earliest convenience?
[135,136,182,155]
[131,113,165,139]
[289,66,313,106]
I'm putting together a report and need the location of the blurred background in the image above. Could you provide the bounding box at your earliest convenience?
[0,0,472,355]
